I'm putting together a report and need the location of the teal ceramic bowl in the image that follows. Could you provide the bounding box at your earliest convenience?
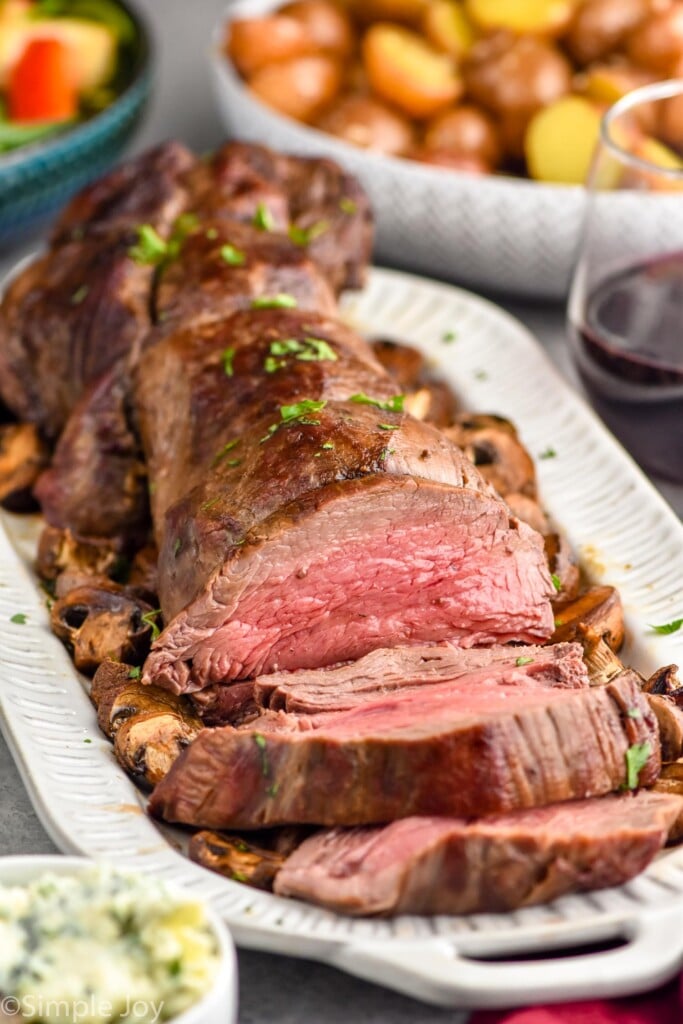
[0,1,151,244]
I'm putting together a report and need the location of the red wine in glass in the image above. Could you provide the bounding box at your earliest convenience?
[568,251,683,483]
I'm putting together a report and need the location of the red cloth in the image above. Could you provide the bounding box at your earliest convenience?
[470,977,682,1024]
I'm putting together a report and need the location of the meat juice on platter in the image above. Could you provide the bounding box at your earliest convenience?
[569,252,683,483]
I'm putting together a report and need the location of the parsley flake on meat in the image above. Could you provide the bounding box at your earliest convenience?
[288,221,329,246]
[551,574,562,592]
[70,285,89,305]
[222,347,236,377]
[515,656,534,666]
[253,202,274,231]
[220,244,246,266]
[349,393,405,412]
[212,438,240,467]
[129,224,167,265]
[625,742,652,790]
[280,399,327,423]
[251,294,298,310]
[141,608,163,641]
[339,197,357,214]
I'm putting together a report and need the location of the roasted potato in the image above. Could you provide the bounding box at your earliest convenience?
[626,4,683,73]
[317,93,416,153]
[344,0,430,25]
[525,94,602,183]
[659,91,683,150]
[227,15,314,77]
[463,34,572,156]
[465,0,576,37]
[363,23,462,118]
[422,0,475,59]
[281,0,355,56]
[424,104,500,166]
[565,0,652,65]
[249,55,342,122]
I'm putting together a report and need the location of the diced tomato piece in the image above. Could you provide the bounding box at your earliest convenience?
[8,37,78,122]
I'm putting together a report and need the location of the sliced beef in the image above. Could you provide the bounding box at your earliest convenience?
[273,792,682,916]
[35,363,148,541]
[50,140,195,245]
[155,220,337,329]
[138,327,552,691]
[253,642,589,715]
[149,670,658,829]
[0,237,152,439]
[184,141,373,293]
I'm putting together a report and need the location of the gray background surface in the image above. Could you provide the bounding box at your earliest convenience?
[0,1,681,1020]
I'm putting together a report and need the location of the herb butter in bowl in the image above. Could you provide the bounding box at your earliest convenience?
[0,856,237,1024]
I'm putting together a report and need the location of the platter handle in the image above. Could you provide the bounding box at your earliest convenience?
[329,903,683,1008]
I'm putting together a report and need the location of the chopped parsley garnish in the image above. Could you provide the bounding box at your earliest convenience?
[206,228,218,240]
[339,197,357,214]
[349,393,405,413]
[442,330,456,343]
[551,574,562,592]
[625,741,651,790]
[141,608,162,641]
[554,617,564,627]
[253,733,269,776]
[253,202,274,231]
[280,399,326,423]
[222,346,236,377]
[10,613,26,625]
[321,442,335,450]
[266,782,280,798]
[626,707,642,719]
[378,423,400,431]
[515,656,534,666]
[232,871,248,883]
[83,738,92,744]
[212,438,240,467]
[288,221,329,246]
[200,495,221,512]
[266,337,337,368]
[474,369,488,381]
[168,959,182,977]
[649,619,683,635]
[225,458,242,468]
[220,244,246,266]
[129,224,167,265]
[171,212,199,241]
[128,666,141,680]
[251,294,298,310]
[70,285,89,305]
[173,538,182,557]
[539,447,557,460]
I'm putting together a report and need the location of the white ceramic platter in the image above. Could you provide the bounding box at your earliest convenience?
[1,267,683,1009]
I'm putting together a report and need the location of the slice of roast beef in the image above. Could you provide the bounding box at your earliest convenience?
[50,141,195,245]
[184,141,373,293]
[0,237,152,438]
[253,641,590,714]
[273,792,682,916]
[155,220,337,329]
[34,362,148,541]
[136,309,553,693]
[148,669,658,829]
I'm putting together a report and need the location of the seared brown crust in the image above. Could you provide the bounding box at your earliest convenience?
[149,671,658,829]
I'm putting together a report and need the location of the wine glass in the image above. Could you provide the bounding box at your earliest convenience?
[567,79,683,484]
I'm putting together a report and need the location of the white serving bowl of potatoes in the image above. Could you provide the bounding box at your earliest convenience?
[212,0,683,299]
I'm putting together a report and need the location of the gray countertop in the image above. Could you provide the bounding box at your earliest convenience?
[0,1,681,1021]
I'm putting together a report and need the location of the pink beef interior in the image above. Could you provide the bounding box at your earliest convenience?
[146,477,554,692]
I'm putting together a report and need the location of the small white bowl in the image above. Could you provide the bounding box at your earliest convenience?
[0,855,238,1024]
[211,0,683,300]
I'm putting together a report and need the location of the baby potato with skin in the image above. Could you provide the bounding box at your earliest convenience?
[363,23,463,118]
[565,0,652,65]
[424,104,500,166]
[317,93,417,154]
[465,0,577,37]
[227,15,315,77]
[525,94,602,183]
[249,55,342,121]
[422,0,475,60]
[280,0,355,57]
[626,3,683,73]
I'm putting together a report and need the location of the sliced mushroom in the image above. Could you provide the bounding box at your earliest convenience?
[551,585,625,652]
[371,338,426,388]
[571,623,626,686]
[505,492,551,536]
[651,760,683,842]
[0,422,49,512]
[127,543,159,602]
[114,702,201,788]
[37,525,125,584]
[90,659,133,737]
[371,338,459,426]
[445,417,537,498]
[189,831,286,890]
[647,694,683,762]
[51,580,155,674]
[643,664,683,702]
